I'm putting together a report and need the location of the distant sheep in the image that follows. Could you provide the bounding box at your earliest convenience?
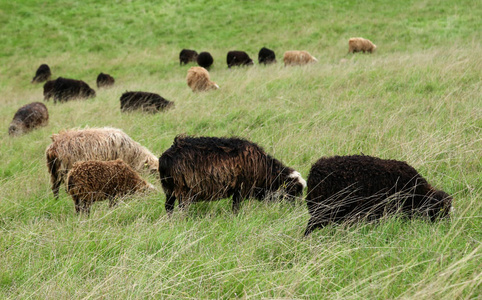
[67,159,155,214]
[197,51,214,69]
[96,72,115,88]
[159,135,306,214]
[43,80,55,101]
[45,127,159,198]
[120,91,174,113]
[258,47,276,65]
[283,51,318,66]
[31,64,51,83]
[51,77,96,103]
[179,49,198,65]
[227,51,254,68]
[186,67,219,92]
[304,155,453,235]
[348,37,377,53]
[9,102,48,136]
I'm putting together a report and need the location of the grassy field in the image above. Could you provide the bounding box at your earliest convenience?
[1,0,481,298]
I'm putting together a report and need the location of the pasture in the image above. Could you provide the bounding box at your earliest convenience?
[0,0,481,298]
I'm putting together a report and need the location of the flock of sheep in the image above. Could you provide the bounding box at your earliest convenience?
[7,37,453,235]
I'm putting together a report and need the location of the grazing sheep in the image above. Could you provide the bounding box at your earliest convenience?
[120,91,174,113]
[159,135,306,214]
[67,159,155,214]
[179,49,198,65]
[45,127,159,198]
[283,50,318,66]
[186,67,219,92]
[31,64,51,83]
[197,51,214,69]
[43,80,55,101]
[226,51,254,68]
[258,47,276,65]
[348,37,377,53]
[96,72,115,88]
[51,77,96,103]
[304,155,453,235]
[9,102,48,136]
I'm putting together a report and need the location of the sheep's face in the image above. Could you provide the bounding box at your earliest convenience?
[8,123,23,136]
[431,190,453,219]
[283,171,307,199]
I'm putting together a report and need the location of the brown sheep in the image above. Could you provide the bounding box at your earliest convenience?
[186,66,219,92]
[348,37,377,53]
[45,127,159,198]
[67,159,156,214]
[304,155,453,235]
[283,51,318,66]
[9,102,49,136]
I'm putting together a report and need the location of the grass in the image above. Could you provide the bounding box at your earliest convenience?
[0,0,481,298]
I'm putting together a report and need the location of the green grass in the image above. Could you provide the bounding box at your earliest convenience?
[0,0,481,298]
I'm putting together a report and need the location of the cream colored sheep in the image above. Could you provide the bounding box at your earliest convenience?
[348,37,377,53]
[283,51,318,66]
[186,67,219,92]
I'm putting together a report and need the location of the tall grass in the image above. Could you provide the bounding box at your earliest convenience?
[0,0,481,298]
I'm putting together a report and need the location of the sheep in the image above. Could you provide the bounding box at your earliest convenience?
[258,47,277,65]
[31,64,51,83]
[283,51,318,66]
[43,80,55,101]
[186,67,219,92]
[197,51,214,69]
[120,91,174,113]
[348,37,377,54]
[226,51,254,68]
[9,102,48,136]
[304,155,453,235]
[67,159,156,214]
[51,77,96,103]
[159,135,306,214]
[45,127,159,198]
[179,49,198,65]
[96,72,115,88]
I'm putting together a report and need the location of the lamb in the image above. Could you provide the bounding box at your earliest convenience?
[31,64,51,83]
[120,91,174,113]
[159,135,306,214]
[179,49,198,65]
[96,72,115,88]
[186,67,219,92]
[9,102,49,136]
[67,159,156,214]
[348,37,377,53]
[45,127,159,198]
[258,47,276,65]
[43,80,55,101]
[197,51,214,69]
[304,155,453,235]
[51,77,96,103]
[226,51,254,68]
[283,51,318,66]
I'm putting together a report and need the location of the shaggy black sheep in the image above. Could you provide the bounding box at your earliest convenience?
[9,102,49,136]
[96,72,115,88]
[258,47,276,65]
[120,91,174,113]
[226,51,254,68]
[51,77,96,103]
[31,64,51,83]
[197,51,214,69]
[304,155,453,235]
[179,49,198,65]
[159,135,306,214]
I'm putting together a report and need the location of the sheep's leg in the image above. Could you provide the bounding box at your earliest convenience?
[165,193,176,214]
[73,196,81,213]
[232,190,243,213]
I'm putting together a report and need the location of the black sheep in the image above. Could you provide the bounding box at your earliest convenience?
[31,64,52,83]
[304,155,453,235]
[51,77,96,103]
[227,51,254,68]
[120,91,173,113]
[179,49,198,65]
[159,135,306,214]
[197,51,214,69]
[258,47,276,65]
[96,72,115,88]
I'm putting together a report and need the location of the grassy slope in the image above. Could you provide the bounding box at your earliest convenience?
[0,0,481,298]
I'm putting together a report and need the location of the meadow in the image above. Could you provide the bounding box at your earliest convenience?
[0,0,481,298]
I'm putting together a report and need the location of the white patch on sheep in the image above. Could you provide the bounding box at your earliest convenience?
[289,171,307,188]
[214,83,220,89]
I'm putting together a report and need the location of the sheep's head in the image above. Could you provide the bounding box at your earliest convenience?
[429,189,453,220]
[283,171,306,199]
[8,121,24,136]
